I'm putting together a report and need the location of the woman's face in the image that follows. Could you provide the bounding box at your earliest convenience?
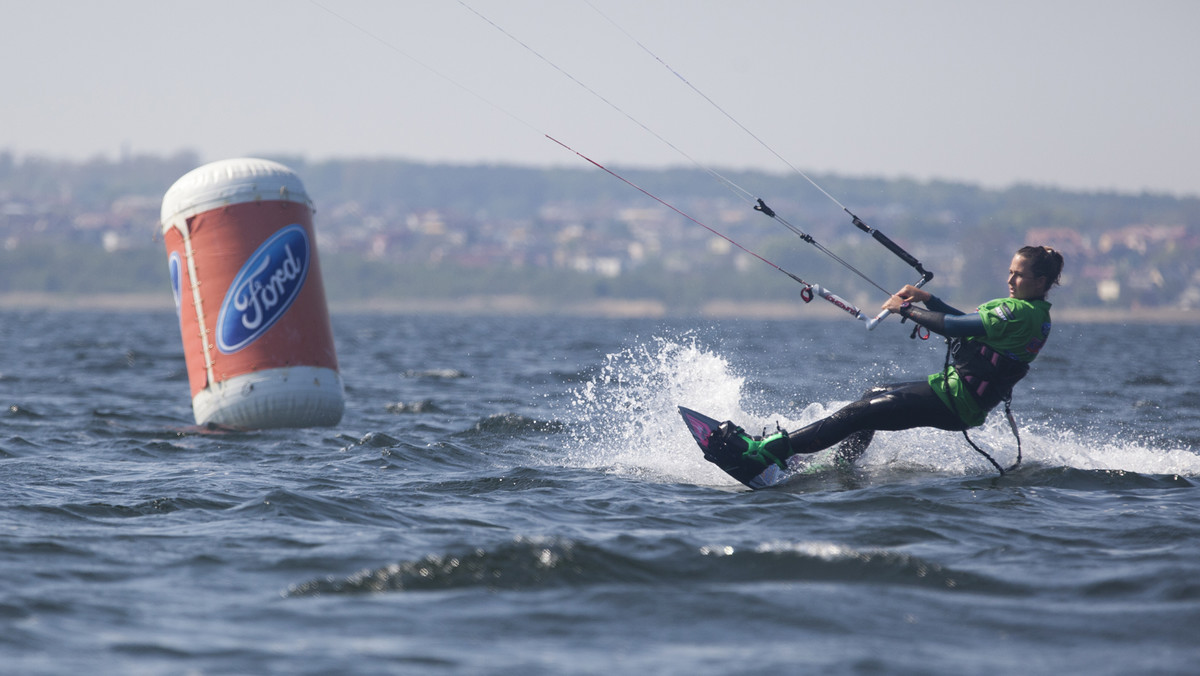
[1007,254,1047,300]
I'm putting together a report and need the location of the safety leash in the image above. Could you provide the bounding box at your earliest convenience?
[942,340,1023,475]
[961,397,1023,475]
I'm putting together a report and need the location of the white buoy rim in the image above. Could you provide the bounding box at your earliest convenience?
[160,158,311,229]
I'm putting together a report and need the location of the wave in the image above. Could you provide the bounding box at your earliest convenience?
[384,399,441,414]
[402,368,468,379]
[4,405,44,420]
[229,488,401,526]
[1002,466,1195,490]
[28,496,235,521]
[283,534,1014,597]
[463,413,566,436]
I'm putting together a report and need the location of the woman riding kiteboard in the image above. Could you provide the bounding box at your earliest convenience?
[703,245,1065,487]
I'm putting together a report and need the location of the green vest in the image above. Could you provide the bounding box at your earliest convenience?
[929,298,1052,426]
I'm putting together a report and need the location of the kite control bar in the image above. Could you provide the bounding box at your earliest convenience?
[846,213,935,331]
[866,274,932,330]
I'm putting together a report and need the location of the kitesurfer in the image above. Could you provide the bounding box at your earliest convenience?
[705,245,1065,486]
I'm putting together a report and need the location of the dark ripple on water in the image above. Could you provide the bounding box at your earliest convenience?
[284,534,1016,597]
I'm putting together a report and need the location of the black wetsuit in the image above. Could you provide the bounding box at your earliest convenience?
[784,296,985,463]
[788,380,968,463]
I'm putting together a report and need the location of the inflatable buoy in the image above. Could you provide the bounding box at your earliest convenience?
[161,158,344,428]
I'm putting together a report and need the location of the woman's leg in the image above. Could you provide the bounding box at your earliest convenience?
[701,381,966,486]
[788,381,966,457]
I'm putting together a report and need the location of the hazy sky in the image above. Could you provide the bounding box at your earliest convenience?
[3,1,1197,196]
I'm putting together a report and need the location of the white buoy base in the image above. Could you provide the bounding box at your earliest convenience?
[192,366,345,429]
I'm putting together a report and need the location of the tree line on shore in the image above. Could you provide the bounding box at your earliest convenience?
[1,152,1197,311]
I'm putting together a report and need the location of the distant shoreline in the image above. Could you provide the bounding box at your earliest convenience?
[1,292,1196,324]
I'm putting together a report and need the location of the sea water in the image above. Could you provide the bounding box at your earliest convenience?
[2,309,1198,675]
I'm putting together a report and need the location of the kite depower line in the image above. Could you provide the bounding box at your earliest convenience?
[462,0,935,328]
[580,0,935,289]
[313,0,934,328]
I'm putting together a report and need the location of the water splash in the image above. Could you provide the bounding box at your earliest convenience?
[560,333,743,486]
[1017,422,1200,476]
[557,333,986,483]
[558,333,1200,485]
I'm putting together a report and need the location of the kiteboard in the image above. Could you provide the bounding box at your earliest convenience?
[678,406,841,489]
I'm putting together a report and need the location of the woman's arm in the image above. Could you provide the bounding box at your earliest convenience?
[900,305,986,337]
[887,284,966,315]
[923,294,965,316]
[883,287,984,337]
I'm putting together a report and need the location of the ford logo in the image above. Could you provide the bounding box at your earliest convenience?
[216,224,310,354]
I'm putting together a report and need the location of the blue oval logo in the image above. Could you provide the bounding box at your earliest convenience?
[216,224,310,354]
[168,251,183,317]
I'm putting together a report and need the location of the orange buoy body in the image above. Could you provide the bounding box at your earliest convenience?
[160,158,344,428]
